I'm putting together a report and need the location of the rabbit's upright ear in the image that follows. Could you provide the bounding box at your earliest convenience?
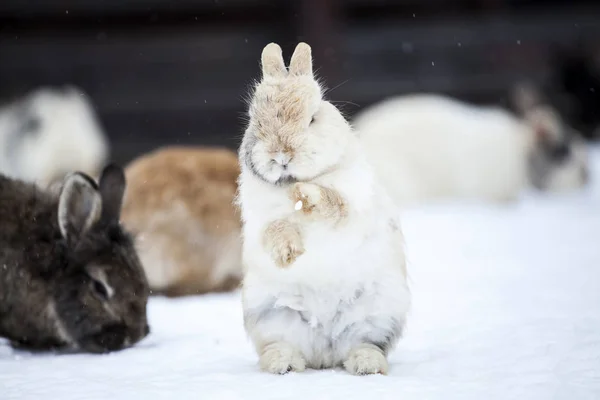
[98,163,126,224]
[512,81,543,115]
[289,42,313,76]
[261,42,287,79]
[58,173,102,243]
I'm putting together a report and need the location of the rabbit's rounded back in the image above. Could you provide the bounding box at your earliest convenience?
[240,43,351,187]
[354,94,532,206]
[121,146,242,297]
[0,164,149,353]
[0,86,109,188]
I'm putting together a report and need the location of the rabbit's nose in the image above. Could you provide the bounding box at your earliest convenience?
[272,152,291,168]
[143,324,150,337]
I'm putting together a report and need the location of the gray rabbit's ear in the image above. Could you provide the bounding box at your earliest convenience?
[98,163,126,223]
[58,173,102,243]
[261,42,287,79]
[289,42,313,76]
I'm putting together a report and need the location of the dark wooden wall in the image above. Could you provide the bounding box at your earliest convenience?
[1,0,599,165]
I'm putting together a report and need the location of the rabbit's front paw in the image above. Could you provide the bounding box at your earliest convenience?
[291,182,323,214]
[272,233,305,268]
[291,182,347,223]
[264,220,305,268]
[260,342,306,374]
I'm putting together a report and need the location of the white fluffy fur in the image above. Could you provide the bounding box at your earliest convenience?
[353,94,589,208]
[0,86,108,188]
[238,43,410,375]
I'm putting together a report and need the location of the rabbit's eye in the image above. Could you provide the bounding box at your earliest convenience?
[87,269,115,300]
[310,116,315,125]
[548,141,571,162]
[92,279,109,300]
[21,116,41,134]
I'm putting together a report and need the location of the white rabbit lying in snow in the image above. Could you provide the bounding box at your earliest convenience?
[353,90,589,208]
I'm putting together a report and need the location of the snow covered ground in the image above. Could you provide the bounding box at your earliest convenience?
[3,146,600,400]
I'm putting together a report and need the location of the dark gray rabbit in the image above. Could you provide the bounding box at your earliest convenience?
[0,164,150,353]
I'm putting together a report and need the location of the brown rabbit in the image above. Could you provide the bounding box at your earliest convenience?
[121,146,242,297]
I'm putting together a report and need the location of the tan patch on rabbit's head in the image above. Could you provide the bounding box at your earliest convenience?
[250,78,321,150]
[250,43,321,149]
[242,43,350,186]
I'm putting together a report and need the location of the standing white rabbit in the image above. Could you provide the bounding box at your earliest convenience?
[353,90,589,208]
[237,42,410,375]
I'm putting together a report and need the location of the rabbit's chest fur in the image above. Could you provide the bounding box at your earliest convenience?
[239,159,396,284]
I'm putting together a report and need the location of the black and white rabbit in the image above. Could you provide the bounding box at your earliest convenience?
[0,164,150,353]
[353,86,589,208]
